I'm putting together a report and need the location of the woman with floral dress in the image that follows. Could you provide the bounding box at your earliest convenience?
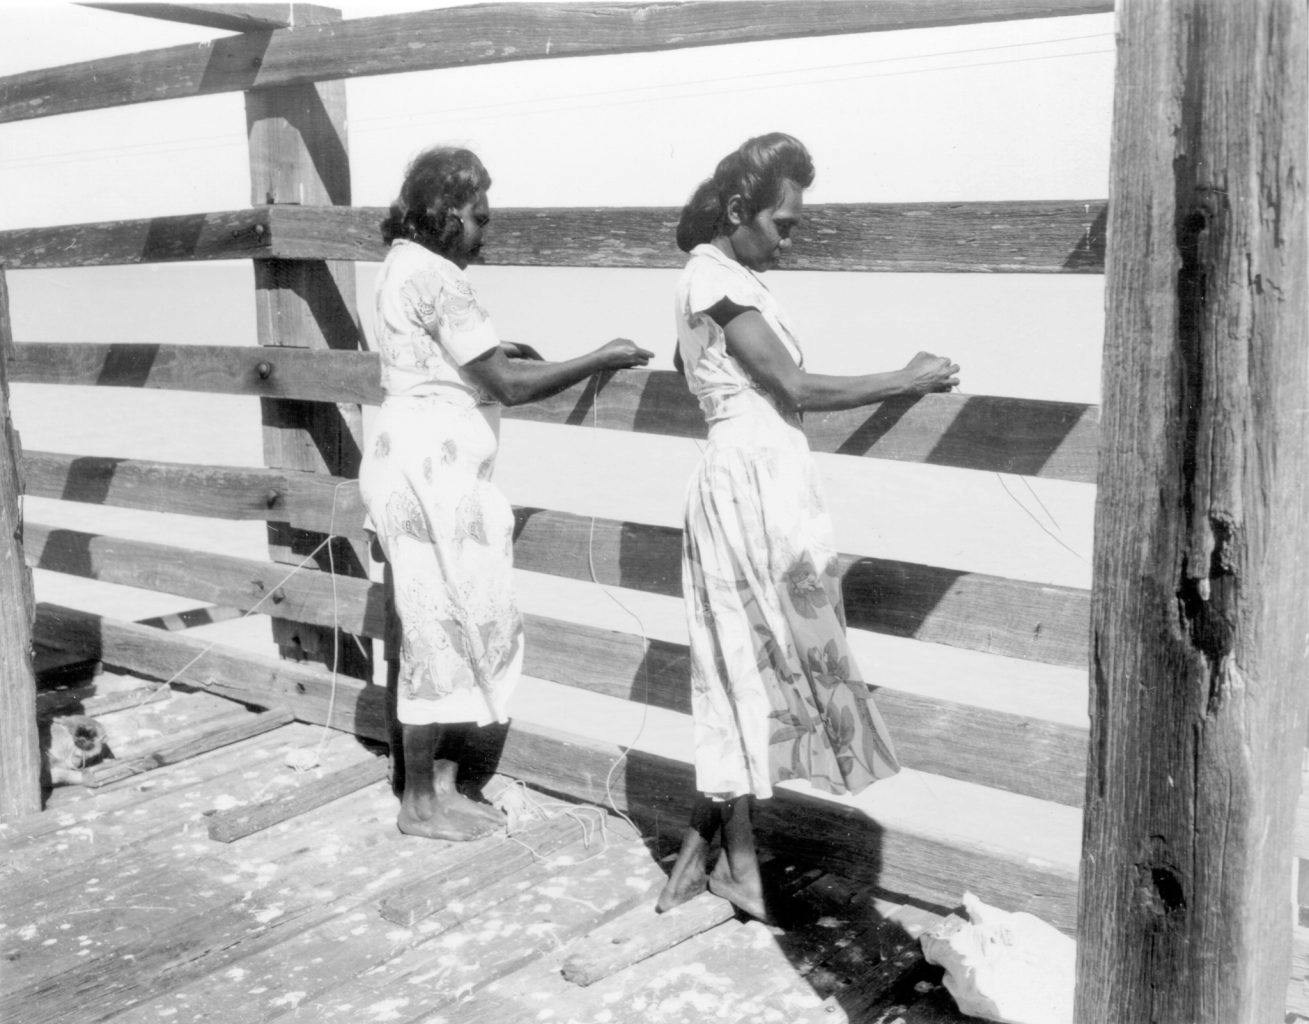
[656,133,960,920]
[361,147,652,841]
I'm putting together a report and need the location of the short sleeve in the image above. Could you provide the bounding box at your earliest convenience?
[685,256,761,318]
[403,262,499,366]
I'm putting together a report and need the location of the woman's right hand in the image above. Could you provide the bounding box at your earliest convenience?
[902,351,960,395]
[597,338,655,370]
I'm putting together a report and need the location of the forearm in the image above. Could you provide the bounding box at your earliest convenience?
[494,352,609,406]
[778,369,913,413]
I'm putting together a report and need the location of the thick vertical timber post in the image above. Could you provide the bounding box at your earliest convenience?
[1076,1,1309,1021]
[245,7,370,679]
[0,269,41,818]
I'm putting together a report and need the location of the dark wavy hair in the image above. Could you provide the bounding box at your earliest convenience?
[675,133,815,253]
[380,146,492,256]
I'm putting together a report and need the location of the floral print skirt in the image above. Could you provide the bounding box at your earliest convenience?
[682,440,900,800]
[360,397,523,726]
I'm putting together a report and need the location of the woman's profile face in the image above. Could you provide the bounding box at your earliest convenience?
[729,178,803,272]
[449,189,491,268]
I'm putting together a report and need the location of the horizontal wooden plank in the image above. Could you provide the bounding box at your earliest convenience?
[511,506,1090,667]
[205,754,388,842]
[22,450,288,521]
[23,522,1088,804]
[32,603,388,739]
[505,370,1100,482]
[23,520,388,638]
[2,1,1114,124]
[83,3,335,32]
[20,450,1089,664]
[80,707,293,787]
[268,201,1108,274]
[34,683,168,719]
[0,201,1107,273]
[0,209,274,269]
[10,342,379,405]
[13,354,1098,481]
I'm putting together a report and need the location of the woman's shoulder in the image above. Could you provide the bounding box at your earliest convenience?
[386,241,469,292]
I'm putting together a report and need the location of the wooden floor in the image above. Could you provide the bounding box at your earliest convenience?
[3,673,978,1024]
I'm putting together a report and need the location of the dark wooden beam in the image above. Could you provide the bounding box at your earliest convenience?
[1075,1,1309,1021]
[0,268,41,818]
[2,1,1115,124]
[0,201,1108,274]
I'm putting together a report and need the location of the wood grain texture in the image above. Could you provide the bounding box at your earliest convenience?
[9,342,379,403]
[269,200,1108,273]
[0,268,41,819]
[32,603,389,740]
[1075,3,1309,1022]
[204,753,386,842]
[23,523,1087,804]
[12,353,1098,480]
[560,892,737,986]
[2,1,1114,123]
[83,2,337,31]
[0,201,1107,273]
[0,209,274,268]
[80,707,294,787]
[22,450,288,521]
[245,57,369,679]
[34,683,168,720]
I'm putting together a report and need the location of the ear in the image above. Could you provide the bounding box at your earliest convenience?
[723,193,747,229]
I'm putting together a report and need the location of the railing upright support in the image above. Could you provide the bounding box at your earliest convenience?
[1076,1,1309,1020]
[0,267,41,819]
[244,5,370,680]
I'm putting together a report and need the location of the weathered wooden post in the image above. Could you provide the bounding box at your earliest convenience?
[244,5,371,680]
[1076,1,1308,1021]
[0,268,42,818]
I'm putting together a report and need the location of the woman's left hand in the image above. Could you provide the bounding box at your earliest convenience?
[500,341,543,361]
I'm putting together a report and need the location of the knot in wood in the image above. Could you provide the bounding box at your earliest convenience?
[264,489,281,509]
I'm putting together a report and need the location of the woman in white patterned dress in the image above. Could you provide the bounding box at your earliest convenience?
[361,147,652,840]
[656,134,960,920]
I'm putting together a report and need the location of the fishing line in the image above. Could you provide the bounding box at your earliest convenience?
[579,370,653,838]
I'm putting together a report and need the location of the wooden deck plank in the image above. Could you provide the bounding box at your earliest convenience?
[377,813,590,927]
[0,724,368,881]
[80,707,294,787]
[268,833,665,1024]
[204,752,386,842]
[35,682,168,719]
[560,891,739,986]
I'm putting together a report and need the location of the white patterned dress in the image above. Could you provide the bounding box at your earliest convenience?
[675,243,900,800]
[359,239,524,726]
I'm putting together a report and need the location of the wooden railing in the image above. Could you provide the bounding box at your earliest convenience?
[4,0,1123,940]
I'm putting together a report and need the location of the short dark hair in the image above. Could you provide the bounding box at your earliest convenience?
[380,146,492,256]
[675,133,815,253]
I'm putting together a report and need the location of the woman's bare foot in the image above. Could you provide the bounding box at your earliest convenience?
[656,851,709,912]
[396,795,500,841]
[709,794,773,923]
[432,758,504,829]
[656,797,720,913]
[708,857,773,924]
